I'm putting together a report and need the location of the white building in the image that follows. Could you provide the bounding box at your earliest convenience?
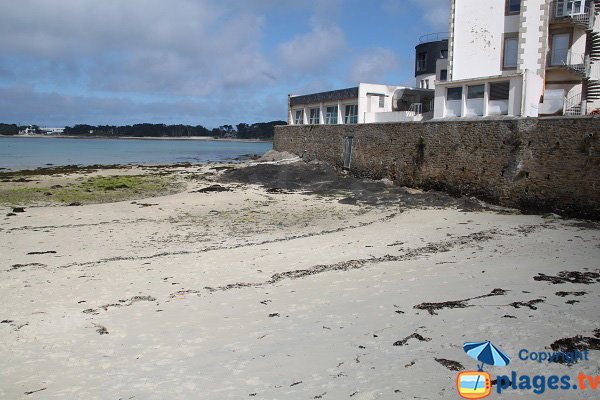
[435,0,600,119]
[288,83,434,125]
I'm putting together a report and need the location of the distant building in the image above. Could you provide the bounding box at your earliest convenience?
[415,32,449,90]
[288,83,434,125]
[434,0,600,119]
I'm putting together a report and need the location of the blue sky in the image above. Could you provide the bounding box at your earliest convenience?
[0,0,449,128]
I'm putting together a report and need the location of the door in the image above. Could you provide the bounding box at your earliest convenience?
[343,136,354,169]
[551,33,570,66]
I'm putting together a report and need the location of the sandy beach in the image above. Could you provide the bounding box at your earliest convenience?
[1,158,599,399]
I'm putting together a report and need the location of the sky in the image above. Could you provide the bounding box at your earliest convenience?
[0,0,450,128]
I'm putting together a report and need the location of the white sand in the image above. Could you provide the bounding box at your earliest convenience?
[1,166,599,399]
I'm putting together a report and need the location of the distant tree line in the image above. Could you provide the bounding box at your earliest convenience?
[0,121,287,139]
[0,123,23,135]
[61,121,286,139]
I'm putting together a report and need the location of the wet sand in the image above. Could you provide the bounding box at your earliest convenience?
[1,160,599,399]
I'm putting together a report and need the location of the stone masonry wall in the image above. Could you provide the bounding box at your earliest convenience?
[274,117,600,219]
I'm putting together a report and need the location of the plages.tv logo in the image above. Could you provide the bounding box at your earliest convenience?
[456,341,511,399]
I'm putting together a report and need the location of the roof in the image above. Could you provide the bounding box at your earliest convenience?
[290,87,359,107]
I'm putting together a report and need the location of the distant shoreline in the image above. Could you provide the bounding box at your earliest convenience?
[1,134,272,143]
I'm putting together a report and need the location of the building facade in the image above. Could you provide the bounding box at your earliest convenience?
[434,0,600,118]
[287,83,434,125]
[415,33,449,89]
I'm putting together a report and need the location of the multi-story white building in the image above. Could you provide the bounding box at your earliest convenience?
[287,83,434,125]
[434,0,600,118]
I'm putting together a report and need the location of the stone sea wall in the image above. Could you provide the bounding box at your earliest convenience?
[274,117,600,219]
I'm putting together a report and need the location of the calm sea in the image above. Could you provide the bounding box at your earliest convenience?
[0,136,273,171]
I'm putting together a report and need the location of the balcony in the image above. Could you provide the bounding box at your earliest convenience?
[550,0,591,28]
[547,50,589,76]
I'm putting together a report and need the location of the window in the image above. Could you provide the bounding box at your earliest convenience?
[447,87,463,101]
[416,52,427,72]
[325,106,338,124]
[467,85,485,99]
[440,69,448,81]
[446,87,463,117]
[309,108,320,124]
[440,49,448,59]
[467,85,485,116]
[294,110,304,125]
[489,81,510,115]
[506,0,521,14]
[344,104,358,124]
[550,33,570,66]
[378,96,385,108]
[503,35,519,69]
[490,81,510,100]
[556,0,584,17]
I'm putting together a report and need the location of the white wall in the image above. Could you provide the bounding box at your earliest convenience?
[519,0,545,73]
[358,83,405,121]
[522,69,542,117]
[364,112,424,123]
[415,74,436,89]
[452,0,519,80]
[434,74,525,118]
[571,28,587,59]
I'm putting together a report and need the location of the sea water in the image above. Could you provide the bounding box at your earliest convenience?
[0,136,273,170]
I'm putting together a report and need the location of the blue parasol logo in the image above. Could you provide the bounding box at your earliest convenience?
[463,341,511,371]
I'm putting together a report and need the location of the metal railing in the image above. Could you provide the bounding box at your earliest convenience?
[563,91,584,115]
[408,103,423,115]
[547,50,587,74]
[418,32,449,44]
[550,0,591,26]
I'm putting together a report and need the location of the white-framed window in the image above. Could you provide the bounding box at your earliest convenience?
[294,110,304,125]
[309,108,320,124]
[446,87,463,117]
[325,106,338,124]
[466,84,485,116]
[344,104,358,124]
[488,81,510,116]
[378,96,385,108]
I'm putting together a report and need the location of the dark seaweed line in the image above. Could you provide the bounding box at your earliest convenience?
[202,229,501,293]
[2,217,157,233]
[55,212,400,269]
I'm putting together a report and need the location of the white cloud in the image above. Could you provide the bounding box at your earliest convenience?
[277,0,345,74]
[410,0,450,31]
[278,24,345,73]
[0,0,275,97]
[348,48,400,84]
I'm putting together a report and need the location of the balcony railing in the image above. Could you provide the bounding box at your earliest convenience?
[547,50,588,75]
[418,32,449,44]
[550,0,591,27]
[563,91,584,116]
